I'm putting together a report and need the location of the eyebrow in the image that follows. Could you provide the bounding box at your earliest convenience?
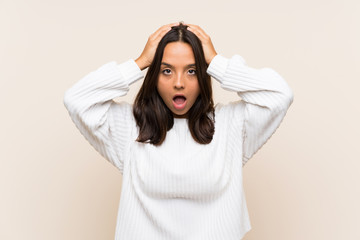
[161,62,196,68]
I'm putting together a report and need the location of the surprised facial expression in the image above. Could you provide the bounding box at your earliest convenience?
[157,42,200,118]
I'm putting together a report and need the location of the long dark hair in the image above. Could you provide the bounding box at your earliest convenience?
[133,23,215,146]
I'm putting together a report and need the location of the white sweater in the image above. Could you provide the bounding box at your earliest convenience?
[63,54,293,240]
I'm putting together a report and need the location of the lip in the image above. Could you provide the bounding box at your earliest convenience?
[172,94,187,110]
[173,93,186,99]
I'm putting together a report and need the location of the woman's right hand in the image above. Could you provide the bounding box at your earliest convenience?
[135,22,180,70]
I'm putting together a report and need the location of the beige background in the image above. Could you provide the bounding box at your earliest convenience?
[1,0,359,239]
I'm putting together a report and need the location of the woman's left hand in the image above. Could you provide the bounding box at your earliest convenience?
[186,23,218,65]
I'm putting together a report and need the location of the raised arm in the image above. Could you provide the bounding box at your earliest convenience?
[187,23,293,166]
[207,54,294,166]
[63,22,180,172]
[63,60,143,172]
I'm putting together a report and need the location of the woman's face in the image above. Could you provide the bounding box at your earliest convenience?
[157,41,200,118]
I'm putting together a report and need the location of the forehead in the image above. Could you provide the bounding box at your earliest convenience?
[162,42,195,66]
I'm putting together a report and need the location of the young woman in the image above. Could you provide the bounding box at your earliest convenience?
[63,22,294,240]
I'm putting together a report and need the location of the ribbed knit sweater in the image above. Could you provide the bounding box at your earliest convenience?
[63,54,294,240]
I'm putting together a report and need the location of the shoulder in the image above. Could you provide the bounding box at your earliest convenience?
[214,100,246,131]
[111,100,133,113]
[112,100,133,111]
[108,101,136,128]
[215,100,246,119]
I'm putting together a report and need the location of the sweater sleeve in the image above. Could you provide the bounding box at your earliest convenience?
[206,54,294,166]
[63,59,144,173]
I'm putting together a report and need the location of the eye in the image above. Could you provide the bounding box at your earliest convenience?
[162,69,171,75]
[188,69,196,75]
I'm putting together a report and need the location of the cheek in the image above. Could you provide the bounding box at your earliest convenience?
[157,79,170,99]
[191,81,201,98]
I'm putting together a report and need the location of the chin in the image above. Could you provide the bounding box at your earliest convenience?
[173,111,188,118]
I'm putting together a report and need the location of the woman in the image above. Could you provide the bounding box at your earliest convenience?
[63,22,294,240]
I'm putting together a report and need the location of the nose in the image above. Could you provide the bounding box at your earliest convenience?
[174,73,185,89]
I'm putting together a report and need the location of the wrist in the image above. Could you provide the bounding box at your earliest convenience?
[209,53,217,64]
[135,57,148,71]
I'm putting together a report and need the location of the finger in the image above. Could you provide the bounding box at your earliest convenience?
[186,24,208,37]
[151,27,171,41]
[151,22,179,40]
[187,24,209,41]
[169,22,181,26]
[188,28,208,44]
[152,27,173,43]
[159,22,180,31]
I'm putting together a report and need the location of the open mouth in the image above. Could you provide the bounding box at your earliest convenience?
[172,95,187,110]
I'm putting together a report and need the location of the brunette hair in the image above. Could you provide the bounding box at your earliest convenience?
[133,23,215,146]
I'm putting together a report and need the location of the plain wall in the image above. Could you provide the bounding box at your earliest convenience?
[1,0,359,239]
